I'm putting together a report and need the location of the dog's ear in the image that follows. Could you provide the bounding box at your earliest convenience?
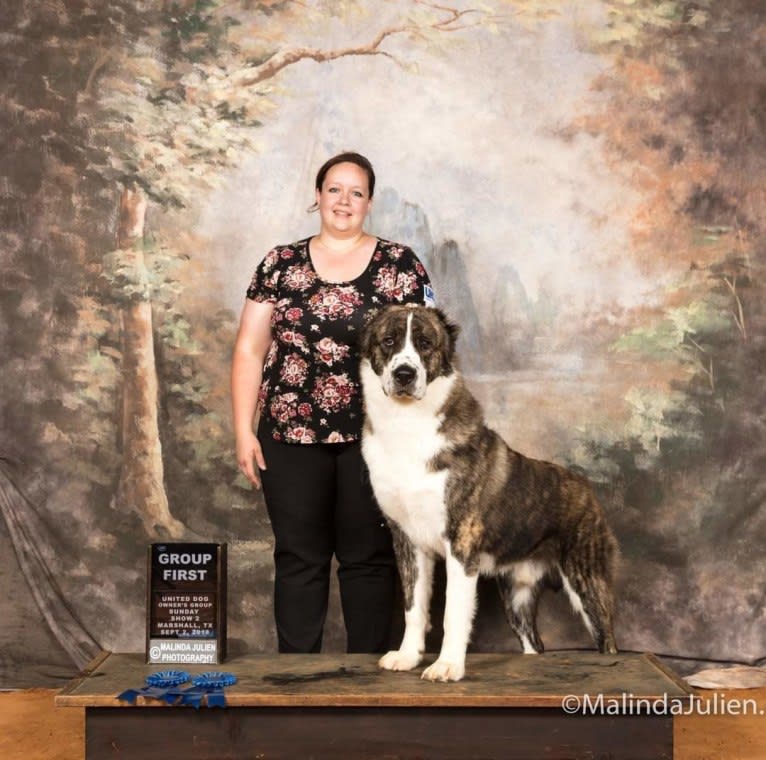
[435,307,460,356]
[359,307,381,358]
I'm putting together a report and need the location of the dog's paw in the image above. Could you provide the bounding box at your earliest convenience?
[379,649,422,672]
[421,659,465,682]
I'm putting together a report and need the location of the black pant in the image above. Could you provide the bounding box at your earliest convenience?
[258,431,396,653]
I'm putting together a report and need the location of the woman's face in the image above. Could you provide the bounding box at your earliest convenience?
[316,162,373,238]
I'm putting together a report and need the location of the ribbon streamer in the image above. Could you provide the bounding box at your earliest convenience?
[180,671,238,709]
[117,670,191,705]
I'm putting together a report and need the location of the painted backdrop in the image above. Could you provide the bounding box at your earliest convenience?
[1,0,764,686]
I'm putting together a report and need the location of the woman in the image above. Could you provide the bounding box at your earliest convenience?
[232,152,433,653]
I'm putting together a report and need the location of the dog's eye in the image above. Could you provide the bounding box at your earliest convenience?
[418,337,433,351]
[382,336,396,347]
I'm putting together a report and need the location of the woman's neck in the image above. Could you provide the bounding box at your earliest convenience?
[316,230,367,253]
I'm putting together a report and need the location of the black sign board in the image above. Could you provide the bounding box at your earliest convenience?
[146,543,227,665]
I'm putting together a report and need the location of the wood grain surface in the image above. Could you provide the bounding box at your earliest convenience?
[55,650,690,708]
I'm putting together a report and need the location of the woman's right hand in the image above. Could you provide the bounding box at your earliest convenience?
[236,431,267,489]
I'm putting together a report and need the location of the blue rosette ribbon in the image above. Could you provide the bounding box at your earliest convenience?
[117,670,190,705]
[180,671,238,709]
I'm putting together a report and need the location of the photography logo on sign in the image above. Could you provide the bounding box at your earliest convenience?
[147,543,227,665]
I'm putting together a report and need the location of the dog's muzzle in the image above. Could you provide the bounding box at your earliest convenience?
[392,363,418,396]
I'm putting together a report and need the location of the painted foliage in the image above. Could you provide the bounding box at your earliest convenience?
[0,0,763,685]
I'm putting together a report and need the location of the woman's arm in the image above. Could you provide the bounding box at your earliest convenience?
[231,299,275,488]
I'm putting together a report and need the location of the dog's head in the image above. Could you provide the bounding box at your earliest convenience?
[360,305,459,400]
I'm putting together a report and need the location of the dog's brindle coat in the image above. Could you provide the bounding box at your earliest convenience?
[360,304,617,682]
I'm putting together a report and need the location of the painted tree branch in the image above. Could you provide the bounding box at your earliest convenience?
[84,47,113,98]
[686,335,715,392]
[722,275,747,341]
[243,41,405,88]
[415,0,482,30]
[226,2,485,90]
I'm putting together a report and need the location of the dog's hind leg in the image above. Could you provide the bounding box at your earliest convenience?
[559,564,617,654]
[379,528,434,672]
[496,569,545,654]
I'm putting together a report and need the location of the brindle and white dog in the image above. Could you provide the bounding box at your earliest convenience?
[360,305,618,682]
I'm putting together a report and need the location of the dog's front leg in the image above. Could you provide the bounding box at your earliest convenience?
[421,545,477,682]
[379,536,434,673]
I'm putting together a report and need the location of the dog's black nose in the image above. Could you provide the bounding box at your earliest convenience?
[393,365,417,386]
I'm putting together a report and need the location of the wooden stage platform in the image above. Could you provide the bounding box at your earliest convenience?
[57,650,692,759]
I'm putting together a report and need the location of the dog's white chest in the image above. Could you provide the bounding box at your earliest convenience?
[365,435,448,554]
[361,366,454,555]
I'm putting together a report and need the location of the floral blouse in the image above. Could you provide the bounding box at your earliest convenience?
[246,237,432,444]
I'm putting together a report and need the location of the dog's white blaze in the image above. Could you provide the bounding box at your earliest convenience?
[361,359,455,555]
[560,572,596,637]
[382,312,428,399]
